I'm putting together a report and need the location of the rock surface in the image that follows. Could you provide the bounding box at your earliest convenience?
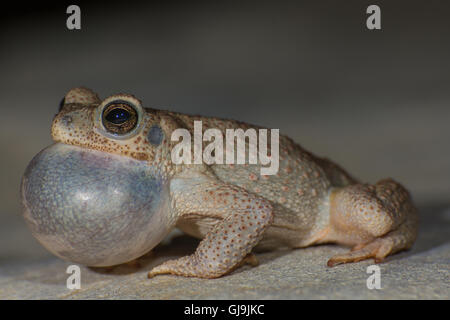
[0,205,448,299]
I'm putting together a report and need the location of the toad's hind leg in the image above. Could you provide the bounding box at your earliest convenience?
[325,178,418,267]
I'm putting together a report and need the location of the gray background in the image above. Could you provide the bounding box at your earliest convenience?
[0,1,449,299]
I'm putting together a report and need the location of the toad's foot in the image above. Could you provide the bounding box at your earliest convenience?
[327,237,395,266]
[147,253,259,278]
[324,178,418,267]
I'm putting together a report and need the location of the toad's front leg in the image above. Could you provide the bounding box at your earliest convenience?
[147,173,273,279]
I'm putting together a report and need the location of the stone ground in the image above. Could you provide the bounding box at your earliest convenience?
[0,204,448,299]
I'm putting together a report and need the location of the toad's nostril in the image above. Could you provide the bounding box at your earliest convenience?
[61,115,73,126]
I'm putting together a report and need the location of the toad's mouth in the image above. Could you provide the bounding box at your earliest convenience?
[20,143,172,267]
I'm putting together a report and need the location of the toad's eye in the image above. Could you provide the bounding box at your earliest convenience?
[102,101,138,135]
[105,108,130,124]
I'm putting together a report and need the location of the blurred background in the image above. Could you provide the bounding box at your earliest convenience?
[0,0,449,264]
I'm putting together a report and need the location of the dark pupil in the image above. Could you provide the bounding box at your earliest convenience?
[106,109,130,124]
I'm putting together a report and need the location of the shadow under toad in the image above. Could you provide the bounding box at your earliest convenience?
[88,234,200,276]
[89,233,292,277]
